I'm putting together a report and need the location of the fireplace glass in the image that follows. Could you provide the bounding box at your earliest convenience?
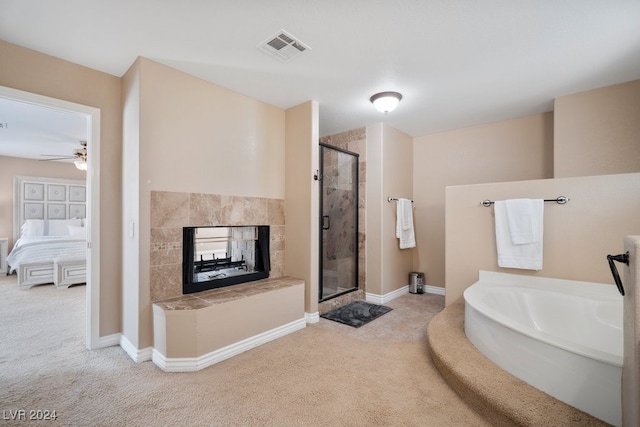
[183,225,270,294]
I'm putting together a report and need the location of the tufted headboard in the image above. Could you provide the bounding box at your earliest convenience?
[13,175,87,244]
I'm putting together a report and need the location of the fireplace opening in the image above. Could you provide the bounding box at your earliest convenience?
[183,225,270,294]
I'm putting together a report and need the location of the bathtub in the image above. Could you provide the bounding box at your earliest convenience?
[464,271,623,426]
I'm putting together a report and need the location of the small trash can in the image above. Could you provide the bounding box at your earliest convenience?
[409,272,425,294]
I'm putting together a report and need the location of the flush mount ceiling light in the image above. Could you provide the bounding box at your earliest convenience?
[370,91,403,114]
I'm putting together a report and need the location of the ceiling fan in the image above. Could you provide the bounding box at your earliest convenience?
[39,141,87,170]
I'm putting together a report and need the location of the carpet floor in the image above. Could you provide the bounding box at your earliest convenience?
[0,275,490,427]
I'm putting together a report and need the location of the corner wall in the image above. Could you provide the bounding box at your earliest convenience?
[554,79,640,178]
[367,123,414,297]
[413,113,554,288]
[285,101,319,315]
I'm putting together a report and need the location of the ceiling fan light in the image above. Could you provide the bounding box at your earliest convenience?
[74,159,87,171]
[370,91,402,114]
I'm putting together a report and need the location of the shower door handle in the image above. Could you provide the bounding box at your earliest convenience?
[607,252,628,296]
[322,215,331,230]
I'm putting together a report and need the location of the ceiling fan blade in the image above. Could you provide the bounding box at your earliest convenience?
[39,156,75,161]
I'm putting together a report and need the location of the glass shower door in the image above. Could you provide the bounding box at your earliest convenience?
[319,143,359,302]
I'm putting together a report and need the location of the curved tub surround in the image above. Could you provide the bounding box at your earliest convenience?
[427,302,607,426]
[464,271,623,426]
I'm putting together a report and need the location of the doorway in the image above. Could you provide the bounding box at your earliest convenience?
[0,85,101,349]
[318,143,359,302]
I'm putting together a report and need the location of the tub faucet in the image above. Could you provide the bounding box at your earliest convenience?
[606,252,629,296]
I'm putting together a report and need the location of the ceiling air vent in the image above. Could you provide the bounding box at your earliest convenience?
[258,29,310,62]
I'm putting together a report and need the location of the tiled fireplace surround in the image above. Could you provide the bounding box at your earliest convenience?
[150,191,286,302]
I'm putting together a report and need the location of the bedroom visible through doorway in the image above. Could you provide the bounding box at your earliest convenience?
[0,85,101,350]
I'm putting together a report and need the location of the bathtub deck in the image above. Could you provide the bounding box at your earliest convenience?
[427,301,609,427]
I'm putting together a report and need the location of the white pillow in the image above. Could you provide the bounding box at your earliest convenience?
[47,219,82,236]
[21,219,45,237]
[67,225,87,238]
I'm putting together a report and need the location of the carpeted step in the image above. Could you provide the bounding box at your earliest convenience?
[426,301,610,427]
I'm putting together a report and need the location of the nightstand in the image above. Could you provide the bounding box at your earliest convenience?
[0,238,7,274]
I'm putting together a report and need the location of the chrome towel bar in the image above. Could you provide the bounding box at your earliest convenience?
[480,196,569,207]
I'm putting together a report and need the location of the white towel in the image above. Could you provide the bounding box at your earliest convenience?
[505,198,543,244]
[494,199,543,270]
[396,198,415,249]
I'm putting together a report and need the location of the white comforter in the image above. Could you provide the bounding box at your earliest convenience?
[6,236,87,273]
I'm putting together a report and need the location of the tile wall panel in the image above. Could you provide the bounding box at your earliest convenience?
[150,191,286,301]
[319,127,367,313]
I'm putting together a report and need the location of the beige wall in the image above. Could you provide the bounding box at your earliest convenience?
[413,113,554,288]
[0,155,86,249]
[445,173,640,305]
[285,101,319,314]
[0,40,123,337]
[554,79,640,178]
[122,58,287,349]
[367,123,414,296]
[381,125,414,294]
[138,59,285,198]
[121,59,142,347]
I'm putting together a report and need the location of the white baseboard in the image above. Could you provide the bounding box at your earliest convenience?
[152,317,307,372]
[120,335,153,363]
[305,311,320,323]
[367,284,445,303]
[366,285,409,304]
[98,333,121,348]
[425,285,445,296]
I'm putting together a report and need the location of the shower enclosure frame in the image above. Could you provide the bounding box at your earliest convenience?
[318,142,359,302]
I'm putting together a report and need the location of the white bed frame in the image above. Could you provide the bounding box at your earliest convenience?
[17,259,86,290]
[12,176,87,289]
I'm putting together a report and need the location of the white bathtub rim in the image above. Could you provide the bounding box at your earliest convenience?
[464,271,623,367]
[478,270,618,297]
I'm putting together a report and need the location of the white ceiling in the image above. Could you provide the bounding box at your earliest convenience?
[0,97,88,161]
[1,0,640,160]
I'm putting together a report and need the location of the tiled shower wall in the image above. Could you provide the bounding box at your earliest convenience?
[149,191,285,302]
[318,127,367,313]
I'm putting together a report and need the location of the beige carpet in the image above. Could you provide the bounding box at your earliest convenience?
[0,275,490,427]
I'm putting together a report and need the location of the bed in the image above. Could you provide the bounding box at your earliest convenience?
[8,176,87,290]
[7,219,87,289]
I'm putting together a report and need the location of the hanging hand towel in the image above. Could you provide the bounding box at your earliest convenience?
[495,199,543,270]
[396,198,416,249]
[505,198,542,244]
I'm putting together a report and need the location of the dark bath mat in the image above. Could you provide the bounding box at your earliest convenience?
[321,301,392,328]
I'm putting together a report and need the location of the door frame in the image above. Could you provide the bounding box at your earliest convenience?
[0,85,101,350]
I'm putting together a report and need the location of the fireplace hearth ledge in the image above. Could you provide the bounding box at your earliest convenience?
[152,276,305,372]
